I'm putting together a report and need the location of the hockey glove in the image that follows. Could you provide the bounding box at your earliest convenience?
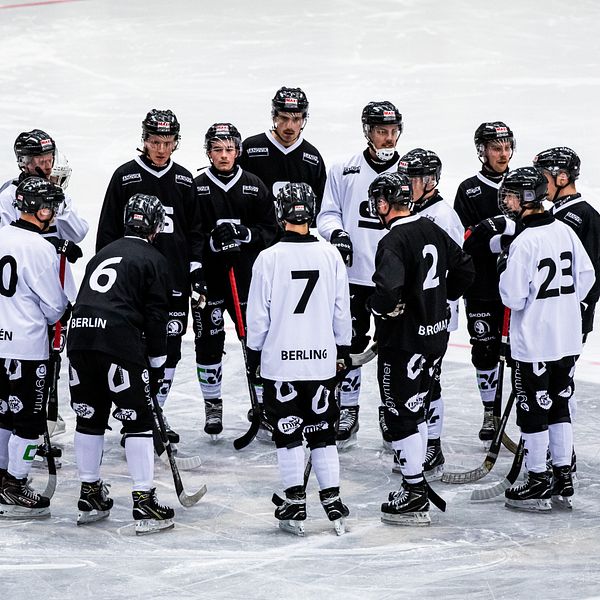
[190,268,208,310]
[336,345,352,372]
[212,222,250,248]
[330,229,353,267]
[496,250,509,275]
[246,347,262,385]
[47,237,83,263]
[148,364,165,399]
[59,302,72,326]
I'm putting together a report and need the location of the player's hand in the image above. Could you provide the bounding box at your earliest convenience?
[47,237,83,263]
[330,229,353,267]
[336,345,352,372]
[190,269,208,309]
[148,364,165,398]
[246,348,262,385]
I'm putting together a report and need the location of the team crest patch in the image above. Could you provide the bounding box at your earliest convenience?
[0,399,8,414]
[536,390,552,410]
[8,395,23,413]
[72,402,95,419]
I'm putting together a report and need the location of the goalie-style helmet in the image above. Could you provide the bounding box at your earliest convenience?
[271,87,309,117]
[14,129,56,170]
[398,148,442,180]
[498,166,548,220]
[276,182,316,225]
[142,109,181,139]
[204,123,242,152]
[368,172,413,218]
[49,150,72,190]
[15,176,64,214]
[474,121,515,159]
[124,194,166,238]
[533,147,580,182]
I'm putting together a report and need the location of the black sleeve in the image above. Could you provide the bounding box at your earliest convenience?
[185,184,206,266]
[246,180,278,249]
[370,245,406,315]
[314,157,327,218]
[453,184,473,229]
[446,236,476,301]
[143,255,170,359]
[96,170,125,252]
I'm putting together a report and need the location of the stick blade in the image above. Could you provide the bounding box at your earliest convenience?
[178,484,207,507]
[470,478,512,501]
[233,417,260,451]
[441,465,490,484]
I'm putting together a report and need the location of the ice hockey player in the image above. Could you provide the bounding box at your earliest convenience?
[317,101,402,448]
[454,121,516,447]
[497,167,594,512]
[397,149,465,480]
[246,183,352,536]
[367,173,474,526]
[239,86,326,221]
[0,177,69,519]
[68,194,175,534]
[194,123,278,439]
[0,130,88,441]
[96,109,206,445]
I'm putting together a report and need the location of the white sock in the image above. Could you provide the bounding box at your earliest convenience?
[196,362,222,400]
[392,432,424,482]
[125,433,154,491]
[8,434,39,479]
[277,446,305,490]
[0,428,11,470]
[311,445,340,490]
[548,422,573,468]
[339,368,361,407]
[569,395,577,422]
[74,431,104,483]
[522,430,549,473]
[417,421,428,465]
[476,367,498,404]
[156,367,176,408]
[427,397,444,439]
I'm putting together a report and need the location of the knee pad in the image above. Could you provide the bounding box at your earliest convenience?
[304,426,336,450]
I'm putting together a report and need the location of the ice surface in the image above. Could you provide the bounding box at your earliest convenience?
[1,1,600,599]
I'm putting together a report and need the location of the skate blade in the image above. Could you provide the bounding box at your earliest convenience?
[278,519,305,536]
[256,427,273,443]
[336,434,358,452]
[135,518,175,535]
[552,495,573,510]
[77,509,111,525]
[0,505,51,519]
[423,464,444,482]
[332,517,346,536]
[505,498,552,512]
[208,433,220,442]
[381,511,431,526]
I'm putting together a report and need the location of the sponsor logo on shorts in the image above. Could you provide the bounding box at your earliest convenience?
[278,415,303,434]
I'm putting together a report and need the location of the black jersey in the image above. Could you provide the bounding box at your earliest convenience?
[239,131,326,216]
[68,236,169,366]
[454,167,506,301]
[551,193,600,326]
[96,155,204,295]
[195,165,278,297]
[370,215,474,355]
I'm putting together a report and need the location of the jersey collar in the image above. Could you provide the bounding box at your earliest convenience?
[134,156,174,178]
[205,165,242,192]
[267,130,304,155]
[551,193,582,213]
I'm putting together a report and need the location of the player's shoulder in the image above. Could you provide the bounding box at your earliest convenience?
[329,151,365,175]
[242,132,269,148]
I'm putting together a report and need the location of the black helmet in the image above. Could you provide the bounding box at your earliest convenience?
[368,172,413,219]
[474,121,515,158]
[498,166,547,220]
[14,129,56,170]
[361,101,402,128]
[124,194,166,238]
[204,122,242,152]
[533,147,580,182]
[398,148,442,180]
[271,87,309,117]
[276,183,316,225]
[15,176,64,214]
[142,109,181,139]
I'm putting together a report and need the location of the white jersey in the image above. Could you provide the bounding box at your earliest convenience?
[0,179,89,300]
[499,215,595,362]
[0,223,69,360]
[317,151,398,286]
[418,194,465,331]
[246,234,352,381]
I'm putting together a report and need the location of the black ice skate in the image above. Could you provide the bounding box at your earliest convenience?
[0,473,50,519]
[272,485,306,536]
[204,399,223,440]
[478,407,495,450]
[381,480,430,526]
[319,487,349,535]
[423,438,445,482]
[551,465,574,510]
[505,470,552,512]
[77,480,113,525]
[132,488,175,535]
[336,405,359,450]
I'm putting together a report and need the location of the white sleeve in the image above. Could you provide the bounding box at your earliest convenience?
[246,255,272,352]
[33,252,70,325]
[0,184,18,227]
[499,246,529,311]
[333,253,352,346]
[316,164,344,241]
[54,194,89,242]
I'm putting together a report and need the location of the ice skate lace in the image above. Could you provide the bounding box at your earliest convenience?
[205,402,222,424]
[338,408,357,431]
